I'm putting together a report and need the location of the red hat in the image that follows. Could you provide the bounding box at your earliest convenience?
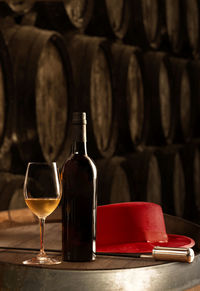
[96,202,195,253]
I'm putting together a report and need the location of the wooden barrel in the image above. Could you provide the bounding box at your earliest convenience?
[127,0,163,49]
[0,208,36,230]
[142,51,174,145]
[34,0,93,32]
[6,0,34,15]
[0,3,13,18]
[0,215,199,290]
[2,25,73,165]
[155,146,186,217]
[96,157,131,205]
[179,144,200,221]
[184,0,200,57]
[111,43,145,153]
[188,60,200,138]
[86,0,131,39]
[64,33,117,158]
[0,30,14,171]
[0,172,27,211]
[164,0,186,53]
[196,142,200,223]
[168,57,194,143]
[104,0,131,39]
[122,150,162,205]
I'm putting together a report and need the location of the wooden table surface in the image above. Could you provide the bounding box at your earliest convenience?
[0,208,200,290]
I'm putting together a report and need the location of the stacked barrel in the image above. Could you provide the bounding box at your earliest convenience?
[0,0,200,223]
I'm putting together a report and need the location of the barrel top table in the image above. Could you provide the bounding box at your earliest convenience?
[0,208,200,291]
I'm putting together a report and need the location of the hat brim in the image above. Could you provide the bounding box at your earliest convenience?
[96,234,195,253]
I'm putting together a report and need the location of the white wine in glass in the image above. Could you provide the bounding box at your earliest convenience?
[23,162,62,265]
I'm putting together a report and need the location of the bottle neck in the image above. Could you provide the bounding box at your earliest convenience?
[72,124,87,155]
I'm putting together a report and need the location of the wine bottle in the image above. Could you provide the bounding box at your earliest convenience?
[61,112,97,261]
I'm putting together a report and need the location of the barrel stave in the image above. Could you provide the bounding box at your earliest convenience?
[111,43,145,153]
[64,34,117,158]
[96,157,131,205]
[3,25,73,164]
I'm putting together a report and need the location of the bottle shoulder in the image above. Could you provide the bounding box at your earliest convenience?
[62,154,97,179]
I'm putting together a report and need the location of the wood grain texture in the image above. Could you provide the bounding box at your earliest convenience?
[0,208,36,230]
[0,172,26,211]
[2,25,72,164]
[188,60,200,138]
[0,210,199,290]
[0,30,14,171]
[96,157,131,205]
[142,51,174,145]
[35,0,93,32]
[64,0,93,30]
[169,57,193,142]
[187,286,200,291]
[179,144,200,221]
[35,39,68,162]
[105,0,131,39]
[64,33,117,158]
[164,0,185,53]
[184,0,200,57]
[123,151,162,204]
[90,48,112,152]
[86,0,131,39]
[111,43,145,153]
[0,64,5,140]
[7,0,34,14]
[129,0,163,48]
[0,222,168,269]
[155,146,186,217]
[0,212,199,270]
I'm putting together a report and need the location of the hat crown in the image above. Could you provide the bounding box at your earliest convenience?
[96,202,168,246]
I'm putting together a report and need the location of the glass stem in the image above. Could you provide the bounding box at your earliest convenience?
[39,217,46,257]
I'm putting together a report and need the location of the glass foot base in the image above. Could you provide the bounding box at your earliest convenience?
[23,255,61,265]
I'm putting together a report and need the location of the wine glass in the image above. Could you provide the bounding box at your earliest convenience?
[23,162,62,265]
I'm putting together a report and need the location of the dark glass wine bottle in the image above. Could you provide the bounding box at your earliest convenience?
[61,112,97,261]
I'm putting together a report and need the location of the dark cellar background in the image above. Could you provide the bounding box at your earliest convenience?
[0,0,200,224]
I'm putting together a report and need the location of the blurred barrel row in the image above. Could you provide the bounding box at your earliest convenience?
[0,0,200,222]
[96,144,200,221]
[1,27,200,161]
[2,0,200,57]
[1,143,200,223]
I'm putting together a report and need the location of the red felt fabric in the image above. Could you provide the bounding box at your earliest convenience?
[96,202,195,253]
